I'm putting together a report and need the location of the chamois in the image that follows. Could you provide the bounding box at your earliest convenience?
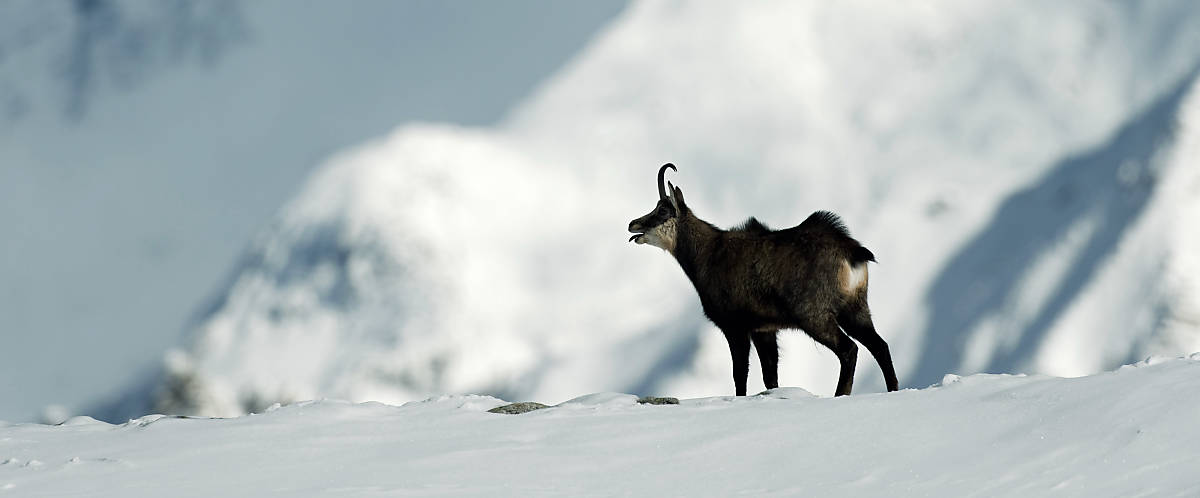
[628,163,899,396]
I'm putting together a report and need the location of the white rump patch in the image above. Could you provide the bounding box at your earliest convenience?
[840,260,868,294]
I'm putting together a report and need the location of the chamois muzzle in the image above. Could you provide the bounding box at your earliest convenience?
[628,217,648,243]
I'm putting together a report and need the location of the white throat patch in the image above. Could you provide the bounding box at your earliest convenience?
[638,218,678,253]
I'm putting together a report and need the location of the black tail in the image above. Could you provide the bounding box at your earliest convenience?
[850,246,876,265]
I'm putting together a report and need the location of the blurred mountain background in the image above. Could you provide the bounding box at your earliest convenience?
[3,1,1198,423]
[0,0,625,422]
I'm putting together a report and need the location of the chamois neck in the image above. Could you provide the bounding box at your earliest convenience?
[671,210,720,280]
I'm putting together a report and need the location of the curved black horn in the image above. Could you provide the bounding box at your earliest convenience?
[657,163,677,200]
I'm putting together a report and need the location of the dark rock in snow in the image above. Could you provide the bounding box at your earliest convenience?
[487,402,550,415]
[636,396,679,405]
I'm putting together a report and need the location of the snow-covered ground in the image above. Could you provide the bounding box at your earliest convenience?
[107,0,1200,420]
[5,356,1198,497]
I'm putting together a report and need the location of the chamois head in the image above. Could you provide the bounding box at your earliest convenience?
[628,163,687,252]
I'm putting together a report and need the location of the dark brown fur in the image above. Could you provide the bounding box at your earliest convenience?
[629,164,898,396]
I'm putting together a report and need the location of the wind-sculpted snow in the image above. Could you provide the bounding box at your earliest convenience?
[120,1,1200,419]
[7,357,1200,496]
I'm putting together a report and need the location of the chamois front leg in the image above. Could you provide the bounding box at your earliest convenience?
[723,329,751,396]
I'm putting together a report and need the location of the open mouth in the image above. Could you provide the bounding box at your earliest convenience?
[629,233,644,242]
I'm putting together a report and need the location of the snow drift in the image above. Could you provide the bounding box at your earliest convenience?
[9,356,1200,496]
[110,1,1200,418]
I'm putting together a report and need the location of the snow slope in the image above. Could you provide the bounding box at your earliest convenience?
[6,356,1200,497]
[98,1,1200,419]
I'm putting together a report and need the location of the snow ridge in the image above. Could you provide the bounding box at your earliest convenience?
[8,357,1200,496]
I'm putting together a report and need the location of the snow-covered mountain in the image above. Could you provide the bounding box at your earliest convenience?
[112,1,1200,418]
[0,1,624,422]
[8,356,1200,496]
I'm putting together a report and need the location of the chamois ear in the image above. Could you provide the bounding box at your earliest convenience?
[669,184,687,212]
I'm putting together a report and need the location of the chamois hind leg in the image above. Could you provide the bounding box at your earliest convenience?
[750,331,779,390]
[838,304,899,392]
[804,316,858,396]
[722,329,752,396]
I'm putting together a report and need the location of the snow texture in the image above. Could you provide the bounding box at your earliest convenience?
[4,357,1200,496]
